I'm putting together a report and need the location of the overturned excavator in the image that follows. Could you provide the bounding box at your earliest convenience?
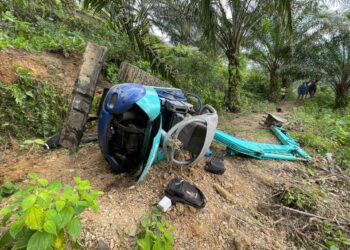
[98,83,218,183]
[54,43,310,183]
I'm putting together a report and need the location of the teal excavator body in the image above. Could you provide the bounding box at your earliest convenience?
[98,83,310,182]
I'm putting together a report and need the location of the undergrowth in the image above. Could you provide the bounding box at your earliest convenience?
[0,181,18,203]
[275,185,327,213]
[241,92,276,113]
[290,91,350,170]
[0,8,135,64]
[0,173,104,250]
[0,7,275,113]
[320,221,350,249]
[0,11,85,56]
[135,207,174,250]
[271,183,349,249]
[288,220,350,250]
[0,67,67,141]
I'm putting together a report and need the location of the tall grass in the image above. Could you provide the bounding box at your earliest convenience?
[290,91,350,170]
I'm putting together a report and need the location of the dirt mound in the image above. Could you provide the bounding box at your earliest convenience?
[0,48,81,94]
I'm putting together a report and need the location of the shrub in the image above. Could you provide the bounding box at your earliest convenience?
[278,186,319,212]
[321,221,350,249]
[136,207,174,250]
[1,8,136,63]
[0,173,103,250]
[160,44,227,111]
[0,181,18,203]
[240,92,275,113]
[0,11,86,55]
[243,70,269,99]
[290,94,350,170]
[0,67,67,140]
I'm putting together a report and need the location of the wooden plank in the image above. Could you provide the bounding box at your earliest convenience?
[59,42,108,150]
[118,62,171,87]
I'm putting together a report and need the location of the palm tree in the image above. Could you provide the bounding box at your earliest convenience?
[249,18,291,102]
[249,1,322,102]
[199,0,267,112]
[148,0,201,47]
[288,8,350,108]
[320,30,350,108]
[81,0,297,112]
[81,0,179,86]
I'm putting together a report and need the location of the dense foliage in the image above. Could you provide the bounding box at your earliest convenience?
[0,173,104,250]
[0,67,67,140]
[0,8,134,61]
[0,11,85,54]
[290,91,350,170]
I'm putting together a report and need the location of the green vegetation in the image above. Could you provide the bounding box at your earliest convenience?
[0,67,67,140]
[160,45,227,110]
[279,186,320,212]
[274,183,350,249]
[136,207,174,250]
[0,173,104,250]
[321,221,350,249]
[0,11,85,55]
[0,0,349,113]
[0,8,133,61]
[0,3,135,142]
[290,92,350,170]
[291,220,350,250]
[0,181,18,203]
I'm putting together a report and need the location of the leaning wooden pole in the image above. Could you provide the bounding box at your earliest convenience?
[59,42,108,150]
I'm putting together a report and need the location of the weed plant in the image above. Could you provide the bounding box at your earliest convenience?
[0,173,103,250]
[135,207,174,250]
[0,67,67,141]
[290,91,350,170]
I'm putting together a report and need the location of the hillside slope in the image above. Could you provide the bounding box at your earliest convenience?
[0,49,81,94]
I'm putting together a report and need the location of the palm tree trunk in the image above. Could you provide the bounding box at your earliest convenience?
[335,84,349,109]
[225,54,241,113]
[268,68,280,102]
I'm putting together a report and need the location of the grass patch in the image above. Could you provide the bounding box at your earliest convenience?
[274,184,327,213]
[0,11,85,55]
[255,129,274,139]
[290,91,350,170]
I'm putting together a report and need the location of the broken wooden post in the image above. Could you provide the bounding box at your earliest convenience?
[118,62,171,87]
[59,42,108,150]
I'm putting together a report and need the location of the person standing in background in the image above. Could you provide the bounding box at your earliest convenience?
[309,80,318,97]
[297,82,307,100]
[304,82,310,99]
